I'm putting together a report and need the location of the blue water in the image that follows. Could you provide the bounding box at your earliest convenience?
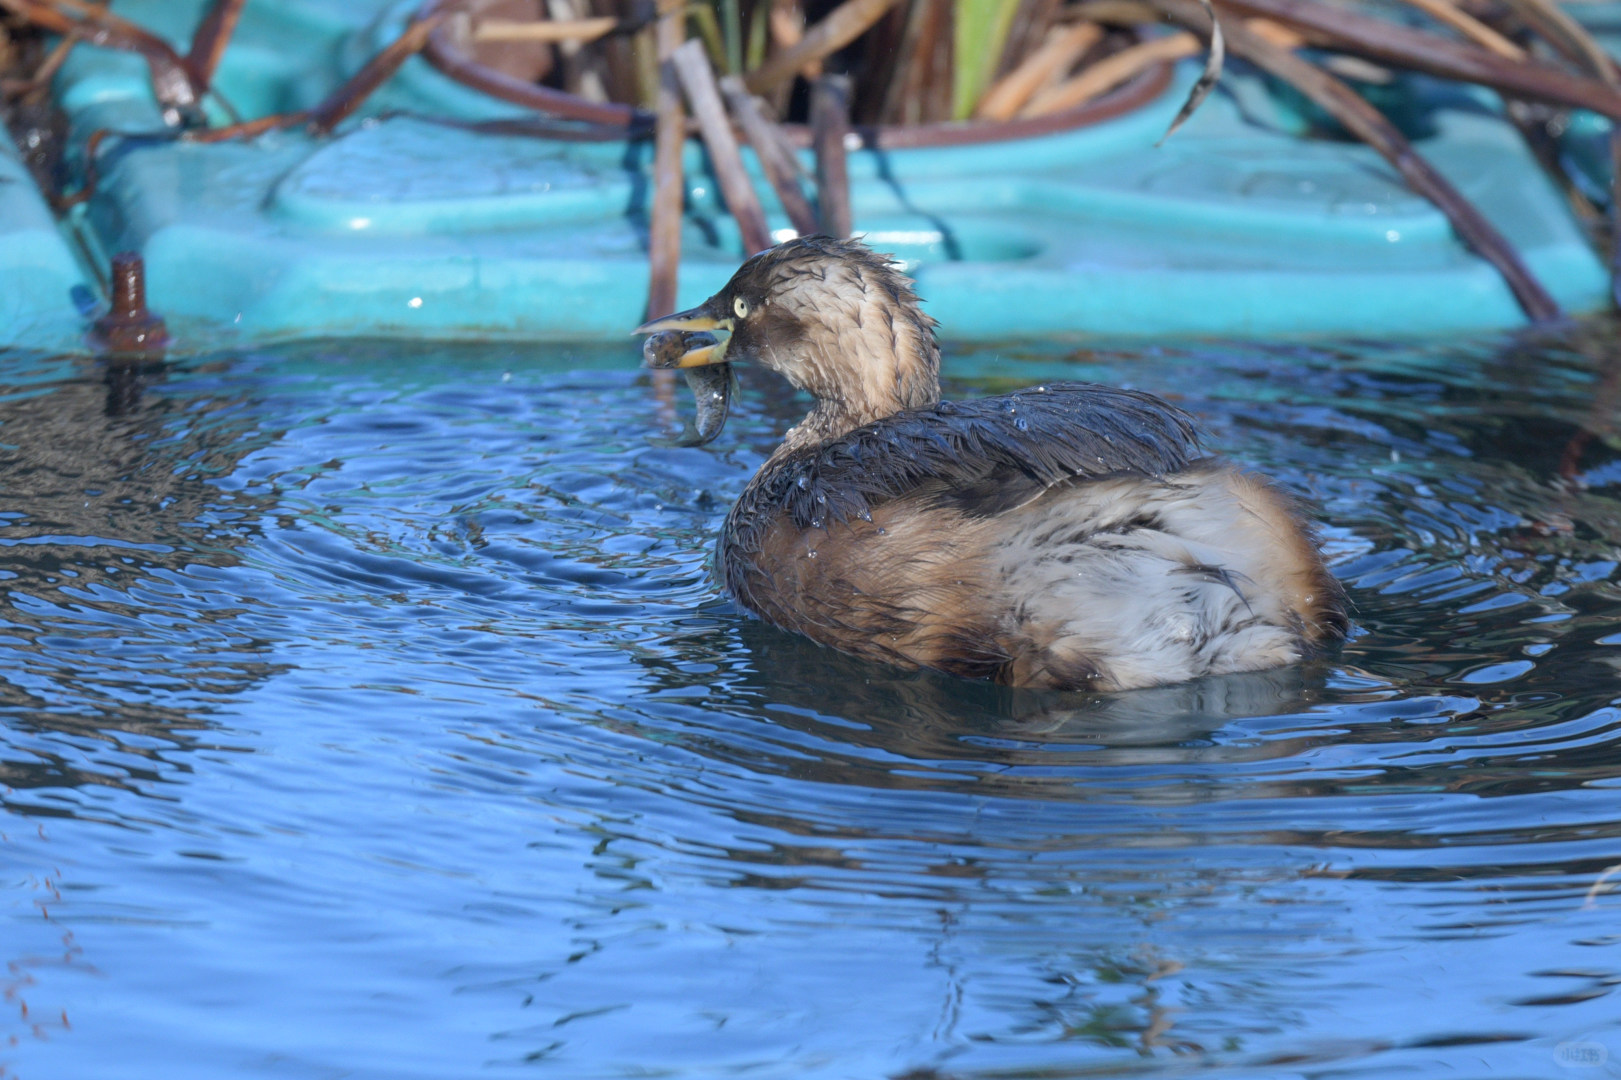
[3,330,1620,1079]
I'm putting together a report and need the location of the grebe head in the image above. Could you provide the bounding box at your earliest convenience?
[636,236,941,445]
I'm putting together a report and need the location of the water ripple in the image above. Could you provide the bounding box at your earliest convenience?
[2,333,1621,1078]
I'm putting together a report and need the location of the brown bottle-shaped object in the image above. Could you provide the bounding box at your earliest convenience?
[91,252,169,355]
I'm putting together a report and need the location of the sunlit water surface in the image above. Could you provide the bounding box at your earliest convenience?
[3,328,1621,1079]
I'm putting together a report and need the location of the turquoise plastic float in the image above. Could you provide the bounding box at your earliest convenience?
[0,0,1609,351]
[0,125,92,349]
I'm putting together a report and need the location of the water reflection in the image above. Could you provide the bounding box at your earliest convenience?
[0,350,294,1062]
[0,352,285,789]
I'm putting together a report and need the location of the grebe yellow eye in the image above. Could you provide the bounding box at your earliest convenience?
[733,296,750,319]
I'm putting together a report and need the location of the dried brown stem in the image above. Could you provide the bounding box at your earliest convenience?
[999,0,1062,83]
[720,74,818,235]
[766,0,817,91]
[1157,0,1560,321]
[1156,0,1224,145]
[1244,16,1305,48]
[744,0,903,95]
[0,0,205,124]
[1069,1,1160,26]
[976,21,1102,121]
[187,111,305,142]
[1493,0,1621,307]
[810,73,853,237]
[632,20,660,106]
[849,0,907,123]
[4,27,77,104]
[1210,0,1621,120]
[596,0,644,107]
[186,0,247,88]
[1496,0,1613,77]
[306,10,448,135]
[647,7,686,320]
[671,38,772,254]
[419,0,643,127]
[881,0,953,125]
[473,15,619,42]
[1394,0,1523,59]
[1022,30,1198,118]
[52,125,117,211]
[548,0,611,100]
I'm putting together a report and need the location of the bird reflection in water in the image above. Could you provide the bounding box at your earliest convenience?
[638,612,1329,793]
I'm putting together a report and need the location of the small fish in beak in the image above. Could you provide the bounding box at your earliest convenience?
[641,327,721,370]
[640,328,734,447]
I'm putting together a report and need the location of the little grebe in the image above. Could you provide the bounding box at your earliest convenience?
[637,236,1346,691]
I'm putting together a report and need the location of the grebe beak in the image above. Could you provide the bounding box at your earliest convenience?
[635,305,732,369]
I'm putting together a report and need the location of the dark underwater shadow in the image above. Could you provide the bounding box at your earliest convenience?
[632,610,1341,787]
[736,617,1321,742]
